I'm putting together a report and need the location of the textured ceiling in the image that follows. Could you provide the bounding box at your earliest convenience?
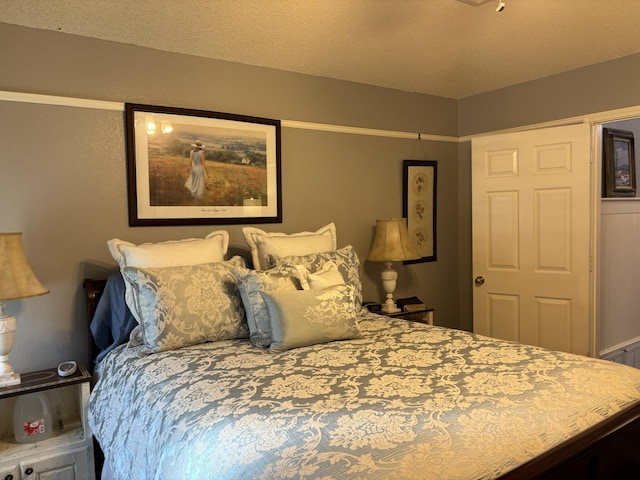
[2,0,640,99]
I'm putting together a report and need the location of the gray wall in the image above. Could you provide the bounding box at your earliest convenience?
[458,53,640,137]
[0,24,460,373]
[5,22,640,374]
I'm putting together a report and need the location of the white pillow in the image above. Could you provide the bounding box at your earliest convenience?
[107,231,230,324]
[108,231,229,268]
[242,223,337,270]
[295,261,344,290]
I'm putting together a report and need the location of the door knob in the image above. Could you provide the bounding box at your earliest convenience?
[474,276,485,286]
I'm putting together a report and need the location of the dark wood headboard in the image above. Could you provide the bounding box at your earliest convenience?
[83,278,108,368]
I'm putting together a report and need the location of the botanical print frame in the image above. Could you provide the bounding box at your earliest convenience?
[402,160,437,263]
[603,128,636,198]
[125,103,282,226]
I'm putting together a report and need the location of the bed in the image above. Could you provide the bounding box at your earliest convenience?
[84,227,640,479]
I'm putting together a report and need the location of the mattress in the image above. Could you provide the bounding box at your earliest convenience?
[88,312,640,480]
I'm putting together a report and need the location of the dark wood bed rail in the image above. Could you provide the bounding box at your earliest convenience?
[501,400,640,479]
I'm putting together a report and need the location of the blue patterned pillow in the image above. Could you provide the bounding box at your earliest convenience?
[277,245,363,307]
[234,265,301,348]
[261,284,361,352]
[122,256,248,354]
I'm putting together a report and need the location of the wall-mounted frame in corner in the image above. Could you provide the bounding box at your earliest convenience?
[125,103,282,226]
[402,160,437,263]
[603,127,636,198]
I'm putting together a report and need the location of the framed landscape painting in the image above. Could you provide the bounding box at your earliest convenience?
[402,160,437,263]
[125,103,282,226]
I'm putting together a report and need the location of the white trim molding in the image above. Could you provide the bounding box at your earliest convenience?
[4,90,640,143]
[0,90,457,143]
[0,90,122,111]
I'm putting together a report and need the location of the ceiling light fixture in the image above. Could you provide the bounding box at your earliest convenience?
[496,1,505,12]
[455,0,493,5]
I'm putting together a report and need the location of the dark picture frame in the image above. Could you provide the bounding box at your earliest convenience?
[402,160,437,263]
[125,103,282,226]
[603,127,636,198]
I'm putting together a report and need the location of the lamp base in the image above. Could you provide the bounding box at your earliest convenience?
[381,294,401,313]
[380,303,400,314]
[0,372,20,387]
[1,308,19,387]
[380,262,400,314]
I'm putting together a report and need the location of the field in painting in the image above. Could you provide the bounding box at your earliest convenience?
[148,156,267,206]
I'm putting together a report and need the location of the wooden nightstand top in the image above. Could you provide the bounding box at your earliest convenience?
[384,307,434,317]
[0,363,90,399]
[379,307,434,325]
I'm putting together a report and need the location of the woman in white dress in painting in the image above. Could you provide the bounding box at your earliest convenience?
[185,140,208,198]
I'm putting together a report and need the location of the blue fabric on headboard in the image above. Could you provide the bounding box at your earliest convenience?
[90,272,137,363]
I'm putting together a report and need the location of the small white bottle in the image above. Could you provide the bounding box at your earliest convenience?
[13,391,53,444]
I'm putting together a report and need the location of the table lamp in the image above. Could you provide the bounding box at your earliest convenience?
[367,218,420,313]
[0,233,49,387]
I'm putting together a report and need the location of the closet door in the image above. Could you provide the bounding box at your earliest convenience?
[472,123,593,355]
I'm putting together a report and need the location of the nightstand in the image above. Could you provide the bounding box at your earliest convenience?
[382,307,434,325]
[0,364,95,480]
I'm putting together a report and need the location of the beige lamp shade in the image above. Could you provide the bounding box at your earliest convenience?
[367,218,420,262]
[0,233,49,301]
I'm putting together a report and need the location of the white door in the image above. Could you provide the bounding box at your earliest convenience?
[472,123,593,356]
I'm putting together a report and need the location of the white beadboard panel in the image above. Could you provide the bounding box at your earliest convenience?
[601,198,640,214]
[600,337,640,369]
[600,208,640,351]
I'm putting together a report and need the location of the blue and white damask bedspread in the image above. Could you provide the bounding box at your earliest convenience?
[88,313,640,480]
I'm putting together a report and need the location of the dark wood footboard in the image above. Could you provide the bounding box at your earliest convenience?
[500,393,640,479]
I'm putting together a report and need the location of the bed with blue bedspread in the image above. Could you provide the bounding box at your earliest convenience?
[84,233,640,479]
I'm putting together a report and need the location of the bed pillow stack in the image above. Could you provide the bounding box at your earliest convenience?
[236,224,364,352]
[108,230,230,316]
[101,223,365,355]
[242,223,337,270]
[107,231,249,353]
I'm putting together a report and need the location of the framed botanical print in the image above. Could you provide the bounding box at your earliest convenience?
[402,160,437,263]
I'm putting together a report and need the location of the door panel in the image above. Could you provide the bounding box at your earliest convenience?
[488,191,519,269]
[535,188,571,272]
[487,293,519,339]
[472,124,592,355]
